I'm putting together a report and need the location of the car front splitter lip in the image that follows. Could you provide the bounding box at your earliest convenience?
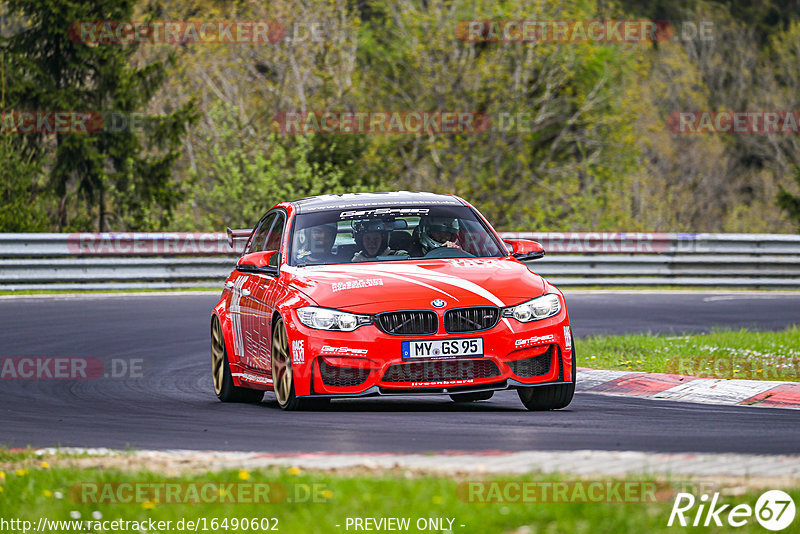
[301,378,572,398]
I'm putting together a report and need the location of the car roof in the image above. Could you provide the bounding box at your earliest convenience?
[291,191,465,214]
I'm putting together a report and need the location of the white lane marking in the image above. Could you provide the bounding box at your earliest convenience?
[653,378,784,404]
[576,369,635,391]
[703,295,788,302]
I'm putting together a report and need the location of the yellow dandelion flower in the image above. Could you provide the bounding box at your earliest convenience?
[0,472,5,481]
[238,470,250,480]
[590,356,596,360]
[15,469,28,477]
[757,369,763,373]
[41,461,50,469]
[44,490,53,498]
[142,501,155,510]
[321,490,334,499]
[636,360,644,363]
[288,467,301,476]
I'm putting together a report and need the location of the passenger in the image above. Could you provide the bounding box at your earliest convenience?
[296,223,338,264]
[351,220,407,262]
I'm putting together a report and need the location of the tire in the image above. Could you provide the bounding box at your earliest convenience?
[211,317,264,403]
[450,391,494,402]
[271,316,331,411]
[517,346,576,411]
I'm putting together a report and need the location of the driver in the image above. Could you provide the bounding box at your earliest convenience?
[411,216,460,256]
[296,223,338,264]
[351,220,407,262]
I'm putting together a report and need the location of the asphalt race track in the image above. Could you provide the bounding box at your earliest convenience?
[1,292,799,454]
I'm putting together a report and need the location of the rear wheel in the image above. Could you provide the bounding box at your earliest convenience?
[271,316,330,411]
[211,317,264,403]
[517,347,576,411]
[450,391,494,402]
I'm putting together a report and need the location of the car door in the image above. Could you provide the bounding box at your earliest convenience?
[234,212,276,369]
[244,210,287,372]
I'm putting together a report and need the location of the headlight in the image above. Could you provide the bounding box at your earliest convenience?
[502,294,561,322]
[296,307,372,331]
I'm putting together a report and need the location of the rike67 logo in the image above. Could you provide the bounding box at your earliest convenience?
[669,490,796,531]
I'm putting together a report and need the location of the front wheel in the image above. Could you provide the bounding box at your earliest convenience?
[271,316,330,411]
[517,347,576,411]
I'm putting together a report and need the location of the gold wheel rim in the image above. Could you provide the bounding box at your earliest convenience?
[271,319,292,406]
[211,319,225,395]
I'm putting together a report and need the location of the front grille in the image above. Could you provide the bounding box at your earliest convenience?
[444,307,500,333]
[508,346,553,377]
[375,311,438,335]
[318,359,371,388]
[382,359,501,383]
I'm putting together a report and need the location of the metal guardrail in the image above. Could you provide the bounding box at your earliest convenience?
[0,232,798,290]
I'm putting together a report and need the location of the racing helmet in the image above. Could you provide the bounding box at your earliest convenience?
[419,216,459,251]
[352,219,389,256]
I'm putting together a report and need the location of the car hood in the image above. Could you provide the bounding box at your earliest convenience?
[280,257,545,313]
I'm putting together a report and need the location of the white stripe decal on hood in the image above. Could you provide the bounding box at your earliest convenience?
[344,264,516,332]
[331,266,459,300]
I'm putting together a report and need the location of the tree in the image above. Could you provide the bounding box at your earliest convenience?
[177,102,371,230]
[778,167,800,230]
[3,0,196,231]
[0,137,54,231]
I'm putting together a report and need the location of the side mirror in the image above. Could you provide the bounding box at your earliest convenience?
[236,251,279,275]
[503,239,545,261]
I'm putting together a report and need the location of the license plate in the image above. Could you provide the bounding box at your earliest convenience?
[402,338,483,359]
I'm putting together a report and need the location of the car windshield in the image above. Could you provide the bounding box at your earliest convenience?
[289,205,507,266]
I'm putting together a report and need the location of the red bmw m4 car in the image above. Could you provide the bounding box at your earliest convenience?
[211,192,575,410]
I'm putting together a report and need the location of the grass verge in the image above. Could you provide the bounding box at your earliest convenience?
[579,326,800,381]
[0,459,797,533]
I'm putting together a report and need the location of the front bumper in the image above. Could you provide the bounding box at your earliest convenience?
[285,307,574,398]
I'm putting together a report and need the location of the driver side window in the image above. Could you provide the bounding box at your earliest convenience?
[249,213,277,253]
[264,213,286,266]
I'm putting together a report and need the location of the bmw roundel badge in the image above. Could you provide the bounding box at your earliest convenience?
[431,299,446,308]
